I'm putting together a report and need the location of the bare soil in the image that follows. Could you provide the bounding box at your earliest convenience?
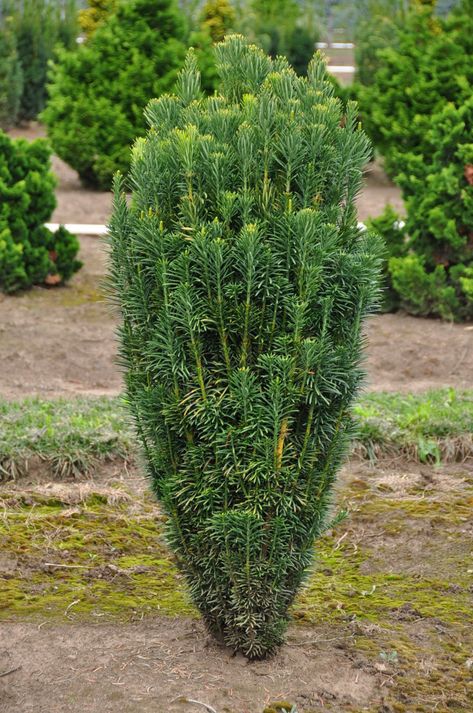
[0,619,377,713]
[1,232,472,400]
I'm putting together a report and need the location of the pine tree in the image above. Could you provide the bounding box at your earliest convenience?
[108,36,382,659]
[0,15,23,129]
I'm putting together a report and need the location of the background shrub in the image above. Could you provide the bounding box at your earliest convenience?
[359,0,473,177]
[200,0,236,42]
[245,0,320,75]
[365,204,405,312]
[0,15,23,130]
[359,0,473,320]
[378,97,473,320]
[354,0,407,88]
[42,0,205,189]
[78,0,117,38]
[108,37,382,658]
[0,131,81,293]
[13,0,78,123]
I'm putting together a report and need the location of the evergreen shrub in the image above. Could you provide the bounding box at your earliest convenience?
[78,0,117,38]
[377,97,473,320]
[14,0,78,122]
[108,36,382,658]
[354,0,407,89]
[0,15,23,129]
[43,0,217,190]
[365,204,405,313]
[0,131,81,293]
[359,0,473,177]
[245,0,319,76]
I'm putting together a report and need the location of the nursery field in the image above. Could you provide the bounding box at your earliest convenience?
[1,125,472,713]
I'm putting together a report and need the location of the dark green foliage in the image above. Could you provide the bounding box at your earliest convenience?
[355,1,406,88]
[0,131,81,293]
[42,0,199,190]
[359,0,473,177]
[13,0,78,122]
[0,15,23,129]
[370,79,473,320]
[246,0,319,75]
[360,0,473,320]
[108,36,382,658]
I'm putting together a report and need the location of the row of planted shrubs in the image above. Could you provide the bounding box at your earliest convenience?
[0,0,78,129]
[357,0,473,321]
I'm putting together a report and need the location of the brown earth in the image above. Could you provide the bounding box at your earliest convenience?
[0,619,377,713]
[1,231,472,400]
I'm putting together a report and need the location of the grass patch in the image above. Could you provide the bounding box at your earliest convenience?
[354,388,473,463]
[1,389,473,481]
[0,396,133,479]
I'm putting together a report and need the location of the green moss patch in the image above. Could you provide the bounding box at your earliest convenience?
[0,496,194,620]
[1,473,472,711]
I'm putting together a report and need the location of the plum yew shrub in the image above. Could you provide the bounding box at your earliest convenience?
[108,36,382,658]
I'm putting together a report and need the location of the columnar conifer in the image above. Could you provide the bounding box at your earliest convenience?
[108,36,382,659]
